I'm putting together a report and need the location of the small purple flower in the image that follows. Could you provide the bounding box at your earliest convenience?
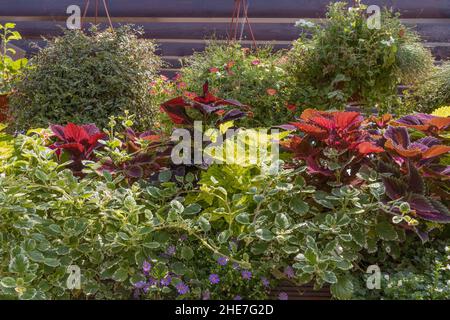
[284,266,295,279]
[147,277,157,286]
[261,277,270,287]
[241,270,252,280]
[233,295,242,300]
[217,256,228,266]
[232,263,240,270]
[278,292,288,300]
[209,274,220,284]
[202,290,211,300]
[176,282,189,295]
[180,234,188,242]
[134,281,146,289]
[160,275,172,286]
[166,245,176,256]
[142,261,152,273]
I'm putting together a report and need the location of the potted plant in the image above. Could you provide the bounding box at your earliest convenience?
[0,23,27,122]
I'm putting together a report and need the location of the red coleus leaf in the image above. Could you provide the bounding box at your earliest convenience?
[355,141,384,155]
[422,145,450,159]
[160,97,193,125]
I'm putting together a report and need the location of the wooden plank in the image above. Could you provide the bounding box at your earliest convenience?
[1,0,450,18]
[12,38,450,61]
[5,19,450,43]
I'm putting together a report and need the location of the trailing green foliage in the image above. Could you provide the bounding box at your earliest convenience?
[9,25,163,131]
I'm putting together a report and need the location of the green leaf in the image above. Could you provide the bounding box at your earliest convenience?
[322,271,338,284]
[181,247,194,260]
[158,170,172,183]
[336,260,353,271]
[0,277,16,288]
[9,254,29,274]
[112,268,128,282]
[143,242,160,249]
[289,198,309,215]
[217,230,232,244]
[255,229,274,241]
[304,248,317,264]
[34,169,48,182]
[331,276,354,300]
[171,262,188,276]
[28,251,45,263]
[198,217,211,232]
[170,200,184,214]
[235,213,250,225]
[275,213,289,229]
[376,220,398,241]
[268,201,281,213]
[183,203,201,215]
[43,258,60,268]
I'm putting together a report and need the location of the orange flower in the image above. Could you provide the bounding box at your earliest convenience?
[286,103,297,112]
[267,88,277,96]
[209,67,219,73]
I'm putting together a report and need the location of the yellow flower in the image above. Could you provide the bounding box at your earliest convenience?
[432,106,450,117]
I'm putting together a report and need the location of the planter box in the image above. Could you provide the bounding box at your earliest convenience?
[271,281,332,300]
[0,94,8,122]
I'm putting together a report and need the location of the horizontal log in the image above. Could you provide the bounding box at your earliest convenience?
[0,0,449,18]
[4,19,450,43]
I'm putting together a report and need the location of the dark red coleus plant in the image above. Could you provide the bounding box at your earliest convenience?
[392,113,450,136]
[281,109,384,179]
[377,160,450,241]
[383,126,450,179]
[160,82,247,126]
[50,123,106,174]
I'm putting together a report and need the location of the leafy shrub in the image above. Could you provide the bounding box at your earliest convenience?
[180,42,291,127]
[287,2,433,113]
[407,63,450,114]
[9,25,163,131]
[354,240,450,300]
[0,23,28,95]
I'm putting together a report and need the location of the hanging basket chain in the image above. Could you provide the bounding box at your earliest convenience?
[228,0,256,48]
[81,0,114,30]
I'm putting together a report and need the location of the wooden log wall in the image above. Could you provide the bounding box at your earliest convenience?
[1,0,450,76]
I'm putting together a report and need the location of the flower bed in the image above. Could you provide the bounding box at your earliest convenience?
[0,2,449,301]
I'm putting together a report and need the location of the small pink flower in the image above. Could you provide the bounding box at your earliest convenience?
[160,75,168,81]
[267,88,277,96]
[173,73,182,81]
[251,59,260,66]
[184,91,197,100]
[177,82,187,89]
[149,89,157,95]
[209,67,219,73]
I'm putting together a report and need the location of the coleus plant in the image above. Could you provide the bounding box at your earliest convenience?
[377,159,450,241]
[281,109,384,183]
[383,126,450,179]
[392,113,450,137]
[97,123,173,181]
[50,123,106,174]
[160,81,248,127]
